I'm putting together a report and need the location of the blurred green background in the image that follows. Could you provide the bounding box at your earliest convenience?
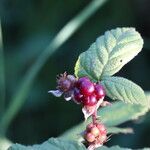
[0,0,150,149]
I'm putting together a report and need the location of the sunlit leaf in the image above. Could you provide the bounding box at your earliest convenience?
[75,27,143,81]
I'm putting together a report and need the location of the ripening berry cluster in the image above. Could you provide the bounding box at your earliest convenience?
[49,73,108,149]
[73,77,105,106]
[84,122,107,145]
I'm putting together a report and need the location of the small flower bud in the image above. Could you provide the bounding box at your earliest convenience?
[57,72,76,92]
[49,72,76,101]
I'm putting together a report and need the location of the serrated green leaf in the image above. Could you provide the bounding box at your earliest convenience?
[101,76,147,106]
[8,138,86,150]
[75,27,143,80]
[98,146,150,150]
[60,101,148,140]
[8,138,150,150]
[8,139,150,150]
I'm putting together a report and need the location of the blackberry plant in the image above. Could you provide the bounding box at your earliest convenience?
[8,27,150,150]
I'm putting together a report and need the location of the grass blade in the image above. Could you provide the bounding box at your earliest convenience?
[0,20,5,115]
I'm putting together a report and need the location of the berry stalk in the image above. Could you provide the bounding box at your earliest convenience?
[92,110,97,124]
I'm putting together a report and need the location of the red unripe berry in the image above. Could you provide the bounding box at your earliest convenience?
[73,88,83,103]
[94,84,105,100]
[96,123,107,135]
[78,77,90,83]
[67,75,76,83]
[85,133,95,143]
[90,126,100,137]
[75,77,90,88]
[80,80,95,96]
[98,134,107,144]
[86,123,94,132]
[82,95,97,106]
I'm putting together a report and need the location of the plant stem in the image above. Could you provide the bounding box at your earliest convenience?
[92,110,97,124]
[0,20,5,116]
[0,0,109,135]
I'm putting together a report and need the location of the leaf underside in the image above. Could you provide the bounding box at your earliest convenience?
[101,76,147,106]
[8,138,86,150]
[8,138,150,150]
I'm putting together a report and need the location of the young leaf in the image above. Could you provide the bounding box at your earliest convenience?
[60,101,148,140]
[75,27,143,80]
[107,127,133,134]
[98,102,148,126]
[8,138,86,150]
[145,91,150,108]
[101,76,147,106]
